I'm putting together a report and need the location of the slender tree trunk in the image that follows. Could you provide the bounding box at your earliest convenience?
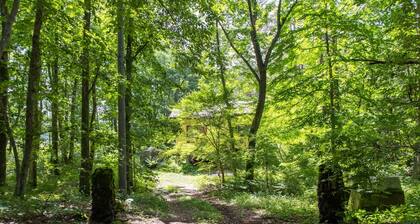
[215,27,237,175]
[117,0,127,194]
[7,100,20,192]
[264,148,270,193]
[15,0,43,197]
[68,79,77,162]
[79,0,91,196]
[60,79,69,163]
[51,58,59,175]
[215,143,225,185]
[126,18,134,193]
[9,119,19,191]
[59,108,68,163]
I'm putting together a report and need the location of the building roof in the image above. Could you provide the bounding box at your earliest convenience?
[169,101,253,118]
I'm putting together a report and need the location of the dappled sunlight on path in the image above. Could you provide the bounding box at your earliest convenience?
[119,172,285,224]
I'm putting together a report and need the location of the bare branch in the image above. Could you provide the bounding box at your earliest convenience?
[133,42,148,59]
[88,69,99,94]
[156,0,178,27]
[218,20,260,83]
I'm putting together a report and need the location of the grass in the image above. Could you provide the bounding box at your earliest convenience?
[212,189,319,224]
[164,185,181,193]
[130,192,169,217]
[177,195,223,223]
[157,172,205,190]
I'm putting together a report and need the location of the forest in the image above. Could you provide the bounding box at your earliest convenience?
[0,0,419,223]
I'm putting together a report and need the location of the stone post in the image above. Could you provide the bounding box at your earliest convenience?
[90,168,116,224]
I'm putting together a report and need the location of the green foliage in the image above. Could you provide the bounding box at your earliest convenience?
[133,166,158,192]
[0,164,90,223]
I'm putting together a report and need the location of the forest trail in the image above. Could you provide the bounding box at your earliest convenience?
[120,172,281,224]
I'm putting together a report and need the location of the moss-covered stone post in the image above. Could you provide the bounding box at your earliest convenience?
[317,163,345,223]
[90,168,116,224]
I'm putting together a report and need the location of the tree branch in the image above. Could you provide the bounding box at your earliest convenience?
[247,0,265,73]
[341,57,420,65]
[264,0,298,67]
[0,0,20,57]
[218,20,260,83]
[133,41,148,60]
[88,69,99,94]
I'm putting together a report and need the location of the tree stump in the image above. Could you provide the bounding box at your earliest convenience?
[90,168,116,224]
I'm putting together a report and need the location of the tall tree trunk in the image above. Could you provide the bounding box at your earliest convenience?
[126,18,133,193]
[225,1,297,190]
[243,0,269,189]
[0,50,8,186]
[89,64,99,171]
[412,111,420,179]
[68,79,77,162]
[79,0,91,196]
[51,58,59,175]
[117,0,127,194]
[29,101,42,188]
[219,0,293,190]
[317,27,345,224]
[0,0,10,187]
[15,0,43,197]
[245,75,266,185]
[215,26,237,175]
[412,3,420,180]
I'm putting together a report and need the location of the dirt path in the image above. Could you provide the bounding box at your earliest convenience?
[191,190,277,224]
[121,172,281,224]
